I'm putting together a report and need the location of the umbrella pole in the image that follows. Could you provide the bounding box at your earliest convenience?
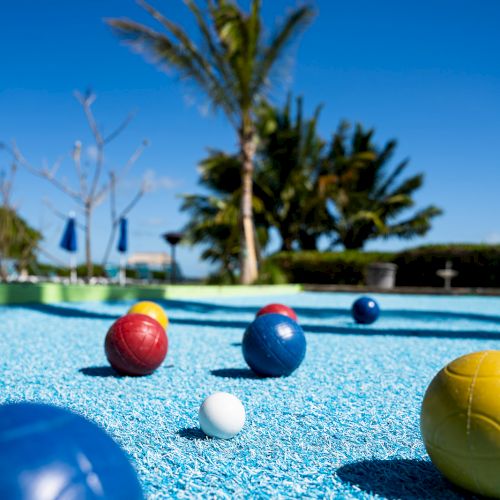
[70,254,77,284]
[119,255,126,286]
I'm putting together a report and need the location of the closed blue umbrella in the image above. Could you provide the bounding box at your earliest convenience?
[117,217,128,285]
[60,215,77,283]
[60,217,77,253]
[117,218,128,254]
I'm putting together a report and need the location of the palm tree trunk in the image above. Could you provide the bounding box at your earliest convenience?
[239,129,258,284]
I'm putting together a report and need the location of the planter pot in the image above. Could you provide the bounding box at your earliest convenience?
[366,262,398,289]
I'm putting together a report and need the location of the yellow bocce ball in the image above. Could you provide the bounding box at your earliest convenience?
[127,301,169,330]
[421,350,500,497]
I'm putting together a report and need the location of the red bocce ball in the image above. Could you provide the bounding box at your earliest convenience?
[256,303,298,322]
[105,314,168,376]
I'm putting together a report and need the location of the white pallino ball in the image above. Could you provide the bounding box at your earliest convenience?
[198,392,246,439]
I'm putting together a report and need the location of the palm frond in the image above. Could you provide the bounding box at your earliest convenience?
[184,1,236,99]
[386,205,443,238]
[374,158,409,197]
[253,6,315,95]
[108,16,238,123]
[389,174,423,197]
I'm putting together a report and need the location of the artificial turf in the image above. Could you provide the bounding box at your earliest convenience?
[1,292,499,498]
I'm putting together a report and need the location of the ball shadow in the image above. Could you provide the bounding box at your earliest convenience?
[210,368,261,379]
[80,364,173,378]
[79,366,121,378]
[176,427,207,441]
[336,459,471,499]
[230,342,242,347]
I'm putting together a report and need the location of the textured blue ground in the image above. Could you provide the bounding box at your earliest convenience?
[1,292,500,499]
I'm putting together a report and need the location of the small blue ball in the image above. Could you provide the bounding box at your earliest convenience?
[0,403,143,500]
[242,314,306,377]
[352,296,380,324]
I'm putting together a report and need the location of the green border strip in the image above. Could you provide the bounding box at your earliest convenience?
[0,282,303,305]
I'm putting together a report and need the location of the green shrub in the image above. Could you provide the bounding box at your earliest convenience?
[267,251,395,284]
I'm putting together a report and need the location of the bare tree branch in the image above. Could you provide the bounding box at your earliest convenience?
[103,111,137,144]
[42,199,85,230]
[74,91,105,204]
[71,140,86,197]
[74,91,103,144]
[11,142,82,203]
[121,186,146,218]
[94,139,149,203]
[36,245,68,267]
[109,171,117,223]
[47,156,64,179]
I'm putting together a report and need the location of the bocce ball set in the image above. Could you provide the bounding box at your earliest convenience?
[2,296,500,498]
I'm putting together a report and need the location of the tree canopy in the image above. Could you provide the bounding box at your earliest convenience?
[0,207,42,266]
[109,0,315,283]
[181,100,442,277]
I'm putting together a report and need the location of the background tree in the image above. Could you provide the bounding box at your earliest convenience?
[0,208,42,276]
[320,122,443,249]
[10,90,148,279]
[0,155,42,280]
[109,0,314,283]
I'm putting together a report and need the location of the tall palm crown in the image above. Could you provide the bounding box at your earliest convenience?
[320,123,443,249]
[108,0,314,283]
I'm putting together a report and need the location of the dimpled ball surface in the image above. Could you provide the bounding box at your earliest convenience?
[421,350,500,497]
[352,296,380,324]
[105,313,168,376]
[198,392,246,439]
[256,303,298,322]
[242,314,306,377]
[127,301,169,330]
[0,402,143,500]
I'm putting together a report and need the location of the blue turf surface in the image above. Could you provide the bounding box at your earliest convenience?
[1,292,499,499]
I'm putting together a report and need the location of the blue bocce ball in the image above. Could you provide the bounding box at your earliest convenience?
[0,402,143,500]
[352,296,380,324]
[242,314,306,377]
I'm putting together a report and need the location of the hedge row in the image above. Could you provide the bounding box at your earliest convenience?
[267,251,395,285]
[394,244,500,288]
[267,245,500,287]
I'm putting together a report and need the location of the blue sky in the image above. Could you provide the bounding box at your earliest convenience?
[1,1,499,277]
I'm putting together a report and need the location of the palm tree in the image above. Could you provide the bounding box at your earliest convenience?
[320,122,443,249]
[180,150,268,282]
[108,0,314,283]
